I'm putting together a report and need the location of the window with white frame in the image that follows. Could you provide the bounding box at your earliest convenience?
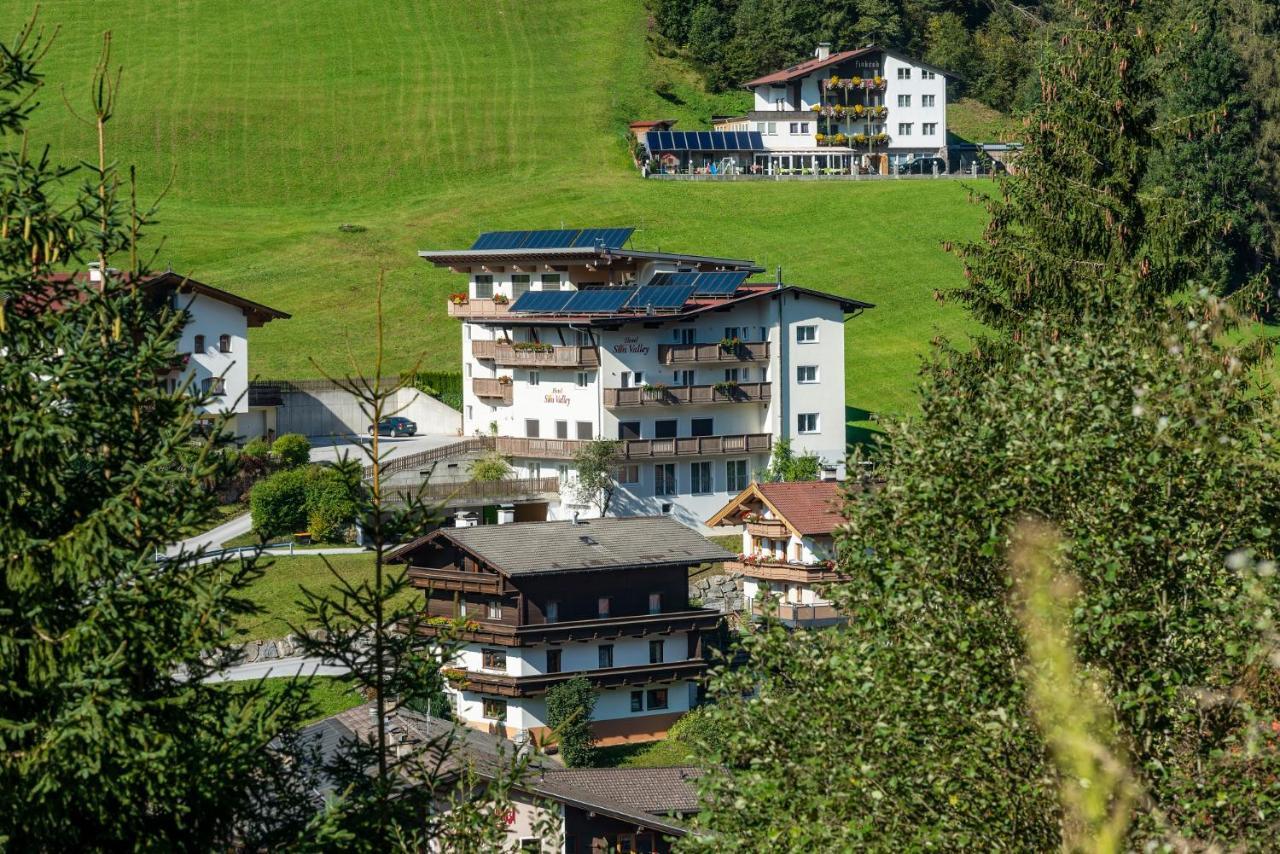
[897,94,910,107]
[897,67,911,79]
[923,69,936,80]
[726,459,749,492]
[655,463,676,496]
[486,599,502,619]
[923,123,937,136]
[766,122,777,135]
[922,94,935,107]
[797,413,820,434]
[755,121,766,134]
[797,365,819,383]
[540,273,561,290]
[690,461,712,494]
[796,325,817,343]
[473,275,493,299]
[511,274,530,301]
[898,123,912,136]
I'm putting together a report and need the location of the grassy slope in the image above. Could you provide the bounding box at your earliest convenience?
[217,676,365,725]
[228,552,415,640]
[8,1,986,423]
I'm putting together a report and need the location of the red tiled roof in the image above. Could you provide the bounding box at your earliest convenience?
[756,481,846,535]
[743,47,877,88]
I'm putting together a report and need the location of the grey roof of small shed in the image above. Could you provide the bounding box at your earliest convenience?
[426,516,734,576]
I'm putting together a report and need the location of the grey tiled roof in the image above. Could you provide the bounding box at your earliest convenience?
[433,516,734,576]
[542,766,703,815]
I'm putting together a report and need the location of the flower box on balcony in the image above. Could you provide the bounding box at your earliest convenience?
[491,294,510,305]
[449,292,469,305]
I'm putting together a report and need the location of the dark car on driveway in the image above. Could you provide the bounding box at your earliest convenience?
[895,157,947,175]
[369,416,417,437]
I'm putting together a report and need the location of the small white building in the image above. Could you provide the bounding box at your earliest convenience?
[419,227,872,529]
[707,480,852,627]
[143,271,290,440]
[676,43,947,174]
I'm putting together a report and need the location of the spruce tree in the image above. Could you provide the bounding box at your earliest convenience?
[0,21,311,848]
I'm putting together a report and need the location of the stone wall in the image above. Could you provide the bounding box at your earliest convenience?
[690,571,743,615]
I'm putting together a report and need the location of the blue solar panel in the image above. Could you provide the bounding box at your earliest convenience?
[470,231,529,250]
[645,271,699,288]
[644,130,764,152]
[626,285,695,311]
[563,288,635,314]
[522,229,580,249]
[510,291,574,313]
[746,131,764,148]
[697,132,713,150]
[711,133,725,151]
[571,228,634,249]
[692,271,749,296]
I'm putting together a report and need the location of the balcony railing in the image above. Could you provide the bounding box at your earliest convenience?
[495,433,771,461]
[749,600,843,625]
[724,558,843,583]
[389,476,560,508]
[745,519,790,538]
[659,341,769,365]
[603,382,770,408]
[448,298,510,319]
[472,340,600,368]
[472,377,513,405]
[414,607,722,646]
[449,659,709,698]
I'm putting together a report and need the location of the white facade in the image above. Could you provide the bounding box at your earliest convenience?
[459,277,849,528]
[446,638,697,734]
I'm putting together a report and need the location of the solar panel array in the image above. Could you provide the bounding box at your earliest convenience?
[509,291,574,313]
[644,131,765,152]
[561,289,633,314]
[469,227,635,251]
[645,270,750,296]
[626,285,696,311]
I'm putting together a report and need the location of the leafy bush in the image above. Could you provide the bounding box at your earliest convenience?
[667,706,723,755]
[761,439,822,482]
[249,468,308,538]
[546,676,597,767]
[467,452,512,483]
[303,466,359,543]
[271,433,311,469]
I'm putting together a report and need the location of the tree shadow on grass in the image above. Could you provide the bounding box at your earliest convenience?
[846,405,885,455]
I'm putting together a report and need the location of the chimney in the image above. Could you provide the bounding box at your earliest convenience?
[572,511,581,525]
[815,42,831,61]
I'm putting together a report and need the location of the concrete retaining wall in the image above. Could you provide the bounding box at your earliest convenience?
[263,380,461,439]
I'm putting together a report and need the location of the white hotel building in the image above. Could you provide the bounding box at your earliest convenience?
[419,228,872,529]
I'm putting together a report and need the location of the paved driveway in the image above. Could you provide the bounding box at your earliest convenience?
[308,433,461,467]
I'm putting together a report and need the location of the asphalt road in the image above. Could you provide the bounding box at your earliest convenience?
[203,656,350,683]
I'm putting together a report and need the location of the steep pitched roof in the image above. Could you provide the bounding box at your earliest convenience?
[743,47,876,88]
[706,480,847,537]
[390,517,734,576]
[541,767,702,816]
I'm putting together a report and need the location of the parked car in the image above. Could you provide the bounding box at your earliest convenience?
[369,416,417,437]
[895,157,947,175]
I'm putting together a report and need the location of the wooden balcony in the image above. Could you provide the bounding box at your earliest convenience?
[405,566,507,595]
[414,608,722,647]
[389,477,560,508]
[448,298,510,319]
[449,659,709,698]
[745,519,790,538]
[495,433,771,461]
[472,377,513,405]
[750,599,843,626]
[603,382,770,408]
[724,559,843,584]
[658,341,769,365]
[472,340,599,368]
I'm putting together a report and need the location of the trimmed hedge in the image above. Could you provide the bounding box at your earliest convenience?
[410,371,462,412]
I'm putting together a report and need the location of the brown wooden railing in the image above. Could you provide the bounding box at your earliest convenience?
[658,341,769,364]
[745,519,790,538]
[452,659,709,697]
[472,341,599,368]
[495,433,771,460]
[750,600,842,624]
[447,298,510,318]
[388,476,560,506]
[472,377,513,405]
[362,437,494,480]
[725,559,843,583]
[604,382,770,408]
[413,607,722,646]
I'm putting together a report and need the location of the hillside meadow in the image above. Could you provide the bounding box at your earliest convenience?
[5,0,988,428]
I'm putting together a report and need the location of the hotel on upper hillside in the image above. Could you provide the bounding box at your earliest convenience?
[419,227,872,529]
[640,43,949,175]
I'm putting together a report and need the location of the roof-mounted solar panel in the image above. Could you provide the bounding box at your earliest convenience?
[692,271,749,295]
[571,227,634,249]
[522,229,581,249]
[626,285,695,311]
[746,131,764,148]
[562,288,635,314]
[510,290,575,313]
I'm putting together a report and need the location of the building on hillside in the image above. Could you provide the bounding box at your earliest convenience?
[706,479,855,627]
[640,43,948,175]
[419,226,871,527]
[297,703,701,852]
[389,516,733,745]
[38,266,289,440]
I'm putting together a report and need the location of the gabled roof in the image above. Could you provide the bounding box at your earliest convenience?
[542,766,702,816]
[707,480,847,537]
[390,517,734,577]
[743,47,876,88]
[28,270,290,327]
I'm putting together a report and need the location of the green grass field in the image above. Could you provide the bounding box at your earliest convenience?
[6,1,987,424]
[228,552,415,641]
[217,676,365,725]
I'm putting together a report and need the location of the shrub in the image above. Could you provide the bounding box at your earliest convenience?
[546,676,597,767]
[249,468,308,538]
[304,466,359,543]
[468,452,512,483]
[271,433,311,469]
